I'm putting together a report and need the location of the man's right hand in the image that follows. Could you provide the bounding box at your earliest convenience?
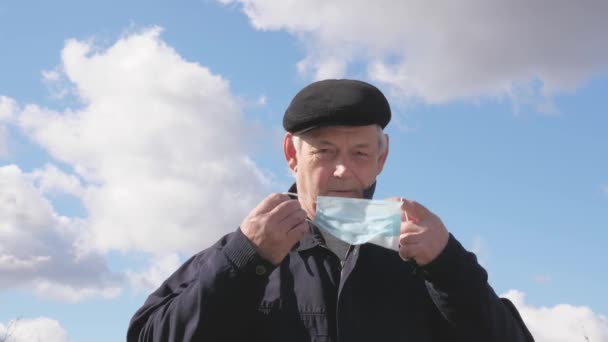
[240,193,309,265]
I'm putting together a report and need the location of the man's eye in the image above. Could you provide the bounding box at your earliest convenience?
[355,151,368,156]
[315,149,330,154]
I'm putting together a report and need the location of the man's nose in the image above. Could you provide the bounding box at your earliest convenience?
[333,160,352,178]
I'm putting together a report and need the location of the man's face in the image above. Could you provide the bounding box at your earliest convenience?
[284,124,389,218]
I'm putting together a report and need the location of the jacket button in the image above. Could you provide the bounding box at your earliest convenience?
[255,265,267,275]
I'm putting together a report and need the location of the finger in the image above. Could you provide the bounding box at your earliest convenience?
[252,193,291,215]
[399,231,424,245]
[399,242,421,261]
[279,208,307,231]
[401,206,409,222]
[400,221,423,234]
[400,198,433,222]
[269,199,304,225]
[286,220,308,244]
[398,246,411,261]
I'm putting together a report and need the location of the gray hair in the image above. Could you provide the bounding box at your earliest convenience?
[291,125,387,154]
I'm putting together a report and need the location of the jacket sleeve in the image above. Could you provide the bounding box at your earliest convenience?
[418,234,535,342]
[126,229,275,342]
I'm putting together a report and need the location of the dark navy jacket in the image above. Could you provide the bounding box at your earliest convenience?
[127,224,534,341]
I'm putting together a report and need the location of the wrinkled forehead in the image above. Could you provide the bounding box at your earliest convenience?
[299,125,380,146]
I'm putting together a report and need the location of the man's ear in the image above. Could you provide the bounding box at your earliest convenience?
[376,133,389,175]
[284,133,298,172]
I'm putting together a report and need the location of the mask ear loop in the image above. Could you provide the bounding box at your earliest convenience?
[400,197,410,222]
[283,192,299,199]
[282,191,318,204]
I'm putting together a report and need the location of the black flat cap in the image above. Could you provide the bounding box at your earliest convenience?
[283,79,391,133]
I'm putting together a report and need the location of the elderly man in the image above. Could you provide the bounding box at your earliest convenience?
[127,79,534,342]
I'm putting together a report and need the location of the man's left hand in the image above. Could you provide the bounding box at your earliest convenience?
[396,198,449,266]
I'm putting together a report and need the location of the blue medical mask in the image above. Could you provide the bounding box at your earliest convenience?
[312,196,403,251]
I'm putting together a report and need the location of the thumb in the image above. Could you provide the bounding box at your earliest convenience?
[400,198,433,222]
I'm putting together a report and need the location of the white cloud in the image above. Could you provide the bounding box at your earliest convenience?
[504,290,608,342]
[29,164,84,197]
[41,68,71,100]
[0,164,122,301]
[0,125,8,157]
[0,317,69,342]
[31,280,121,303]
[0,254,50,271]
[222,0,608,105]
[126,253,182,292]
[15,27,272,255]
[42,70,61,82]
[0,96,16,121]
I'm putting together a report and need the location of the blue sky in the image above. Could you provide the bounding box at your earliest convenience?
[1,1,607,341]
